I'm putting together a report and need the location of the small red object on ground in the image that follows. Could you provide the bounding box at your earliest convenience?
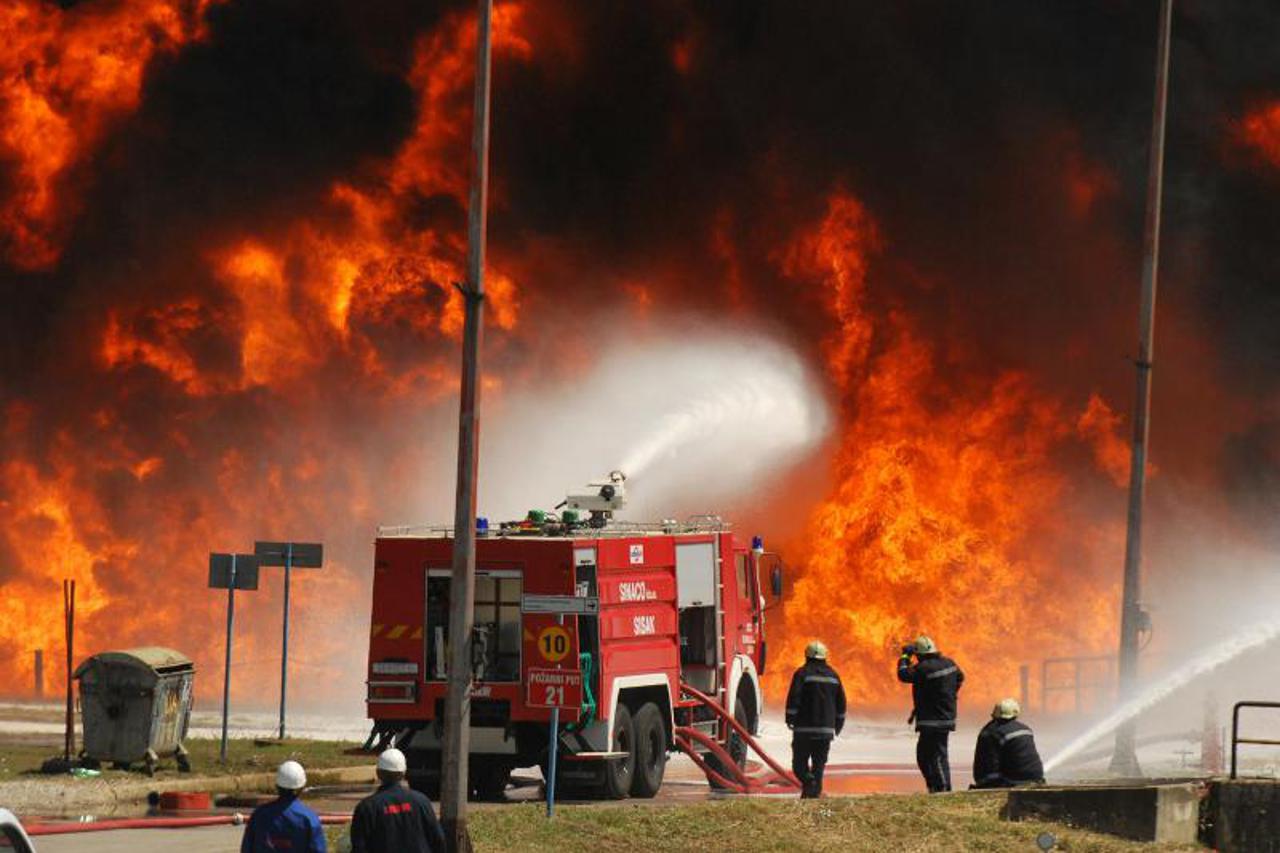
[159,790,211,810]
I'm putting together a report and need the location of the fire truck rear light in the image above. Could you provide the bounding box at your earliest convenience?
[752,535,764,551]
[367,680,417,703]
[372,661,420,675]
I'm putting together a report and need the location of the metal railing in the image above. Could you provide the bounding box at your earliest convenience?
[1040,654,1116,715]
[1230,700,1280,779]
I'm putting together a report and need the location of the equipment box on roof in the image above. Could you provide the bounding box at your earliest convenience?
[75,647,195,775]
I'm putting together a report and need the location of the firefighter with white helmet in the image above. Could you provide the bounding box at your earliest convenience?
[240,760,326,852]
[350,748,445,853]
[970,698,1045,788]
[785,640,847,798]
[897,634,965,792]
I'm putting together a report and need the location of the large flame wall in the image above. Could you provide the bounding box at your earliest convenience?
[3,1,1279,715]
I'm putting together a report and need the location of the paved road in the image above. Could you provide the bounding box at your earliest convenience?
[34,825,245,852]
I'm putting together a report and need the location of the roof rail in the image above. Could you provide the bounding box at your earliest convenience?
[376,515,731,539]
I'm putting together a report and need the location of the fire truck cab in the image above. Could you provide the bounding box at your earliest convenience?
[365,517,782,800]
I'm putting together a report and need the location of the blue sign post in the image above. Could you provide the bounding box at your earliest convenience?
[209,552,259,763]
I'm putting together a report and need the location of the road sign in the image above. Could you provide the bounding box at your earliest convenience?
[254,541,323,568]
[207,551,258,764]
[208,553,260,590]
[521,594,599,615]
[536,625,572,663]
[252,541,323,740]
[527,668,583,710]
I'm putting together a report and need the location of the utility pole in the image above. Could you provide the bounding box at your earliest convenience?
[441,0,493,849]
[1111,0,1173,777]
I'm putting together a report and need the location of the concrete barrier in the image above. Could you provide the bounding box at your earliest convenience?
[1206,779,1280,852]
[1004,783,1201,843]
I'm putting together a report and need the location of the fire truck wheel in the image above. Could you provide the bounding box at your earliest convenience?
[706,693,752,790]
[600,703,635,800]
[472,761,511,801]
[629,702,666,798]
[408,766,442,800]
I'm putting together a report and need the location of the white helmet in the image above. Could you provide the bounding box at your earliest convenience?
[377,748,408,774]
[276,760,307,790]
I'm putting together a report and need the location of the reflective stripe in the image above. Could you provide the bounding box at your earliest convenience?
[998,729,1033,745]
[924,665,958,680]
[786,707,799,714]
[803,675,840,685]
[976,773,1004,783]
[793,726,836,735]
[915,719,954,728]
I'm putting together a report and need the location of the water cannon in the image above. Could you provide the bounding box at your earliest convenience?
[560,470,627,528]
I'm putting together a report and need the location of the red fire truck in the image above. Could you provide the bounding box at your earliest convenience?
[364,497,784,800]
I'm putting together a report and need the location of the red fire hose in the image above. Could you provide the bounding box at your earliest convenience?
[674,681,801,795]
[25,813,352,836]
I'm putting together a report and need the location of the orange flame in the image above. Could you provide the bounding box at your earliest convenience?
[1,3,532,702]
[1237,100,1280,170]
[765,190,1124,711]
[0,0,220,269]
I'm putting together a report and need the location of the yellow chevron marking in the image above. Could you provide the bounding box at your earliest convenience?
[386,625,408,640]
[410,627,423,640]
[371,624,384,638]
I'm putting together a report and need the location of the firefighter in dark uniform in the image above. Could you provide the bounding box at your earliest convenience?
[350,748,446,853]
[971,698,1045,788]
[785,640,847,798]
[897,634,964,793]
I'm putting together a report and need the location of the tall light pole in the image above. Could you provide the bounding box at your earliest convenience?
[1111,0,1174,777]
[440,0,492,849]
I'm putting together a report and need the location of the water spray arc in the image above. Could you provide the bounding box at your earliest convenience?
[1046,615,1280,774]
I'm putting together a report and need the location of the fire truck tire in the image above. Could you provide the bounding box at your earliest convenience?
[472,760,511,801]
[599,703,635,800]
[706,693,752,790]
[629,702,666,798]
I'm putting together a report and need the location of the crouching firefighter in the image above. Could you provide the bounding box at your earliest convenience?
[897,635,964,793]
[786,640,847,798]
[971,698,1044,789]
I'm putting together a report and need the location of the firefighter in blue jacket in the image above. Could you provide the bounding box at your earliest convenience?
[897,635,964,793]
[971,698,1045,788]
[240,760,327,853]
[785,640,847,798]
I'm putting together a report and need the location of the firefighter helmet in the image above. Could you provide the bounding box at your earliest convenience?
[913,635,937,654]
[377,748,408,774]
[993,698,1021,720]
[805,640,829,660]
[276,760,307,791]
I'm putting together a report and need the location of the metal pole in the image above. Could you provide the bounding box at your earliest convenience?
[64,580,75,761]
[1019,664,1029,713]
[1111,0,1173,777]
[279,543,292,740]
[221,555,237,764]
[34,648,43,700]
[441,1,492,849]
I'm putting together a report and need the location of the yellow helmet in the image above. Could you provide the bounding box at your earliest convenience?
[805,640,829,660]
[993,698,1021,720]
[914,635,937,654]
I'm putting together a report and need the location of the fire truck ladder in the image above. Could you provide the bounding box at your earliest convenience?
[674,682,801,794]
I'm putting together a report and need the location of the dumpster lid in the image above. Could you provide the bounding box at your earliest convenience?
[75,647,193,678]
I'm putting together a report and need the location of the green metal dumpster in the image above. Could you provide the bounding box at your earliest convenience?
[75,647,195,775]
